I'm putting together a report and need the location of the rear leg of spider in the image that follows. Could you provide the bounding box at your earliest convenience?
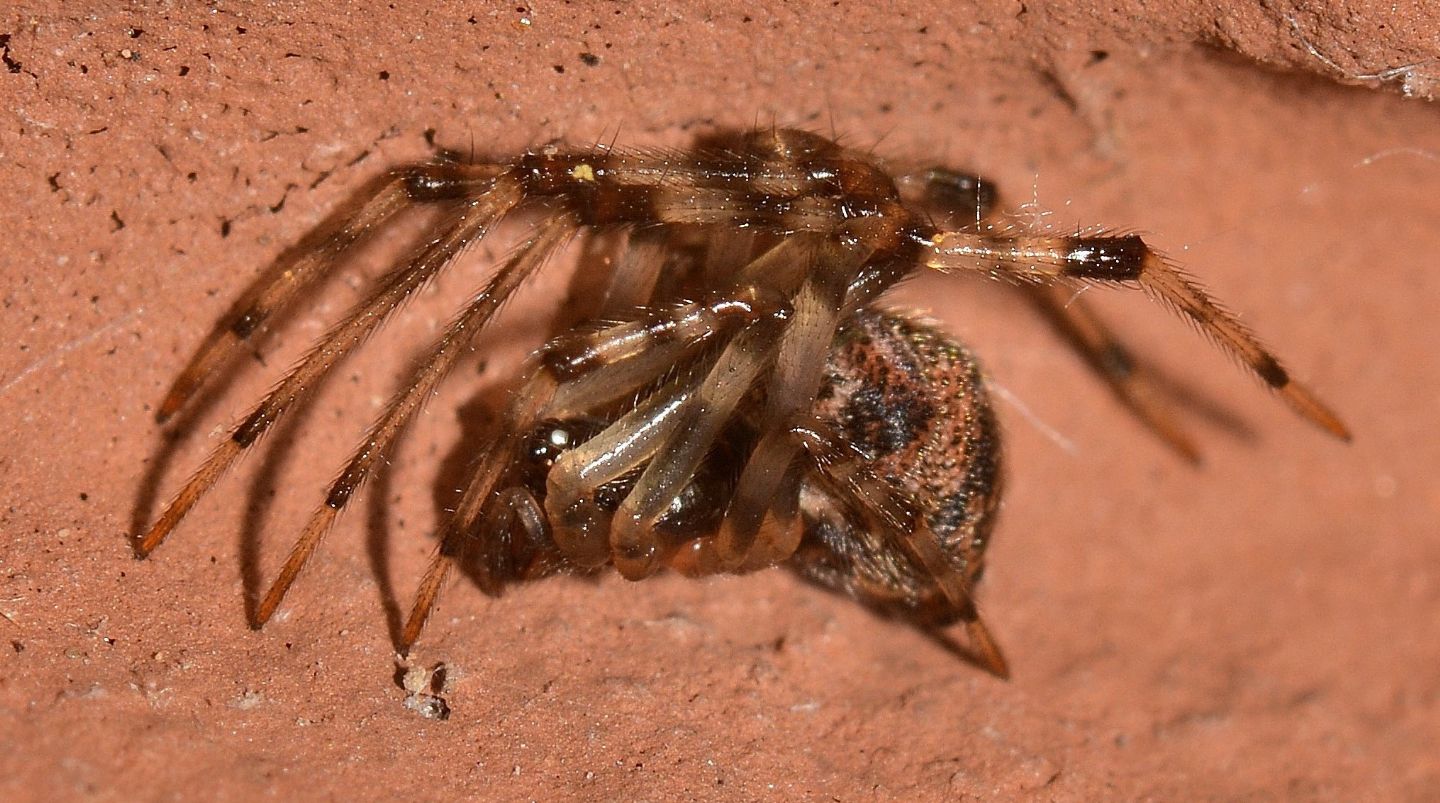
[907,166,1327,455]
[794,420,1008,679]
[249,211,579,628]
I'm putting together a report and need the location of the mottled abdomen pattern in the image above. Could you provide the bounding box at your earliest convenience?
[793,310,1003,627]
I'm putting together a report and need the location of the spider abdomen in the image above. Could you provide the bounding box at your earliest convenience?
[794,310,1003,625]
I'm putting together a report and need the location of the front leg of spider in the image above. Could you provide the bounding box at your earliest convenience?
[136,164,526,561]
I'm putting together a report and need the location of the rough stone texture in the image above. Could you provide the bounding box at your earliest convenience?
[3,2,1438,800]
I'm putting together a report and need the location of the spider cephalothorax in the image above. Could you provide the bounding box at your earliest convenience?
[135,128,1347,678]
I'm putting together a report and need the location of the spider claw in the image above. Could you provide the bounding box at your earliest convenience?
[1281,382,1351,441]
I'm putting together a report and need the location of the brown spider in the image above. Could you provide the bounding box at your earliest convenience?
[135,128,1348,678]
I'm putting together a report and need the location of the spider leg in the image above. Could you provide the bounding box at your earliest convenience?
[714,240,872,570]
[156,163,507,423]
[597,228,667,313]
[904,168,1245,458]
[473,486,551,593]
[605,316,787,578]
[699,228,760,290]
[793,419,1009,678]
[398,288,791,651]
[544,284,791,414]
[402,369,706,650]
[545,370,700,568]
[898,167,1001,231]
[543,285,794,566]
[924,229,1350,439]
[733,459,808,572]
[399,379,548,652]
[543,237,820,579]
[251,211,578,626]
[135,175,526,558]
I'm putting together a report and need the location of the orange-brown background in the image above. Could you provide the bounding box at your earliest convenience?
[2,2,1437,799]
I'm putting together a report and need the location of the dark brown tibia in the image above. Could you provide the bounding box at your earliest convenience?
[790,310,1002,627]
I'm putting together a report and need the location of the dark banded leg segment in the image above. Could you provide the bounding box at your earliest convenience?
[252,212,579,627]
[924,230,1350,440]
[135,179,526,559]
[156,162,508,423]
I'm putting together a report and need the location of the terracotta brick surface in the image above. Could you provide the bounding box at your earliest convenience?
[3,3,1438,799]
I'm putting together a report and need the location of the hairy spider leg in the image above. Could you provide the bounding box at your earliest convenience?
[923,229,1350,439]
[596,228,668,312]
[913,166,1209,449]
[251,211,580,627]
[903,167,1212,459]
[156,164,507,423]
[135,174,526,558]
[399,376,552,651]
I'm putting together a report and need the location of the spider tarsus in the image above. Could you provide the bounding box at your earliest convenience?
[1284,384,1352,441]
[133,520,171,559]
[399,553,452,652]
[131,538,154,560]
[252,594,282,629]
[254,506,341,628]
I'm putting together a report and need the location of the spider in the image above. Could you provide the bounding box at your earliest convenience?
[135,128,1349,678]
